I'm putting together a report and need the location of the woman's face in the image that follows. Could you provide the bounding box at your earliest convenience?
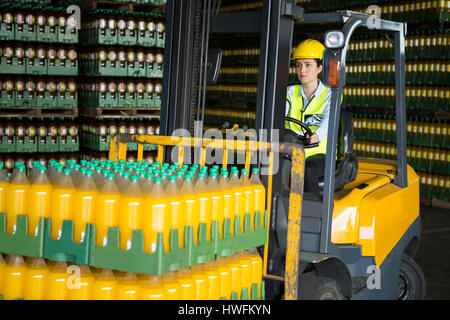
[296,58,322,85]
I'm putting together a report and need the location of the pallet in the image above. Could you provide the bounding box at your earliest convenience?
[0,107,78,118]
[80,106,160,119]
[80,0,166,13]
[431,199,450,211]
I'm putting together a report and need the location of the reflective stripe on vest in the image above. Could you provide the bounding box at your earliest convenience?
[286,85,328,158]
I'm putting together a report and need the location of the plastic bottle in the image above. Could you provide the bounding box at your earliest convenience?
[216,257,232,300]
[190,264,209,300]
[176,267,195,300]
[250,168,266,229]
[218,171,236,236]
[48,164,63,186]
[0,162,9,214]
[23,258,49,300]
[71,164,81,188]
[116,272,141,300]
[227,254,243,299]
[240,169,254,230]
[95,173,121,247]
[46,261,69,300]
[50,168,75,240]
[68,265,95,300]
[2,255,27,300]
[237,251,253,296]
[119,175,143,251]
[28,161,41,184]
[206,171,224,239]
[117,170,131,194]
[29,166,53,237]
[73,170,98,244]
[143,176,170,253]
[247,248,263,299]
[230,168,245,234]
[92,269,118,300]
[141,172,153,194]
[161,271,180,300]
[203,260,220,300]
[140,275,166,300]
[165,175,184,249]
[195,173,212,242]
[6,165,30,235]
[181,175,201,245]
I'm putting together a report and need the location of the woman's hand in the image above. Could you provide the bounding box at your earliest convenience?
[306,132,319,144]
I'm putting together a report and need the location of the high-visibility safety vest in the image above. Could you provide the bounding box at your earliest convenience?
[285,84,328,159]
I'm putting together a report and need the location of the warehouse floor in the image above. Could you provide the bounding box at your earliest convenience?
[415,205,450,300]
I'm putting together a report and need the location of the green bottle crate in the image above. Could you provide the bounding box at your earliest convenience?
[138,30,157,47]
[36,92,58,108]
[14,24,36,42]
[15,136,38,153]
[81,28,117,46]
[85,92,119,108]
[57,27,78,44]
[57,92,78,108]
[87,134,110,151]
[136,92,154,108]
[0,136,16,152]
[82,60,127,77]
[153,93,161,108]
[25,58,47,75]
[156,32,165,48]
[36,26,58,43]
[58,135,79,152]
[88,211,267,276]
[127,61,146,78]
[147,62,163,78]
[14,91,35,107]
[48,59,78,76]
[37,136,58,152]
[117,29,137,46]
[0,57,26,74]
[0,23,14,40]
[118,92,137,108]
[0,91,15,108]
[43,219,91,265]
[0,214,45,258]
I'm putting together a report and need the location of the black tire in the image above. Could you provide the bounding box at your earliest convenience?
[298,276,345,300]
[398,254,427,300]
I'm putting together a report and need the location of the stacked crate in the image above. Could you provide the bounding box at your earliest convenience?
[0,1,80,173]
[77,0,165,160]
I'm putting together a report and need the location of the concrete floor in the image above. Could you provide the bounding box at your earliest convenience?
[414,204,450,300]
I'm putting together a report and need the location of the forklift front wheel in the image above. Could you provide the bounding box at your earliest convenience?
[397,254,427,300]
[297,275,345,300]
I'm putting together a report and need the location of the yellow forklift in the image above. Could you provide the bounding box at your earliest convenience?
[113,0,426,300]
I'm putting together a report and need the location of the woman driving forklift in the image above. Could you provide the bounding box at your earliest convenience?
[285,39,331,193]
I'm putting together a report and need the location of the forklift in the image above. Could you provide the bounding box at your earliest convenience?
[155,0,426,300]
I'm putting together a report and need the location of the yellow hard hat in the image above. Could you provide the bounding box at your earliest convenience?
[292,39,325,60]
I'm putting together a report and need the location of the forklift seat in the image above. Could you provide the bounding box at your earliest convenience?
[282,108,358,194]
[317,108,358,192]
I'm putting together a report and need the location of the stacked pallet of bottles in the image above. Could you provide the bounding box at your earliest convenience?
[77,0,165,160]
[0,159,267,300]
[339,2,449,207]
[205,32,261,131]
[0,1,80,166]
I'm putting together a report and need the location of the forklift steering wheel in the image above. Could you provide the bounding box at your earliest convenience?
[285,117,319,149]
